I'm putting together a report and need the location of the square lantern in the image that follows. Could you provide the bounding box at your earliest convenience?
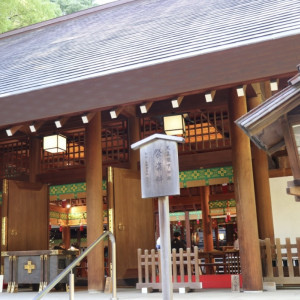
[43,134,67,153]
[163,114,185,136]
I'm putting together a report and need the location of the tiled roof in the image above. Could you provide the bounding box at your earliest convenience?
[1,0,300,98]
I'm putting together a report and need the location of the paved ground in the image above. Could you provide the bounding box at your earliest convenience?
[1,287,300,300]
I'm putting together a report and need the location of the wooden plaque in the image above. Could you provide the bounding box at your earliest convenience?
[132,134,184,199]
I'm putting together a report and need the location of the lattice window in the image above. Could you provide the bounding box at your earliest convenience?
[141,110,231,153]
[102,119,129,164]
[181,110,231,152]
[42,131,85,171]
[0,140,30,178]
[42,120,129,171]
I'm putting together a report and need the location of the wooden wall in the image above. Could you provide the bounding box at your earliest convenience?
[6,180,48,251]
[113,168,155,280]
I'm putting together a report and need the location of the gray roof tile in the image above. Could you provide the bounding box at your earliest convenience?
[1,0,300,97]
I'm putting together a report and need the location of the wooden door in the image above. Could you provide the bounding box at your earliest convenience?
[3,180,49,251]
[110,168,155,280]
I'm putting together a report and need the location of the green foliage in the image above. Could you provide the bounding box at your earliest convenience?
[50,0,97,15]
[0,0,62,33]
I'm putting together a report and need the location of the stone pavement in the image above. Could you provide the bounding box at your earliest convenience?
[1,287,300,300]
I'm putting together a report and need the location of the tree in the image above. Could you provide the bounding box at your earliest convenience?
[50,0,97,15]
[0,0,62,33]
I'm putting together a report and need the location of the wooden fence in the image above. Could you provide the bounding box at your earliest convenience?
[261,237,300,285]
[136,246,240,290]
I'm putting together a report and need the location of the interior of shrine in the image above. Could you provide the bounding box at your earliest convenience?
[0,77,293,285]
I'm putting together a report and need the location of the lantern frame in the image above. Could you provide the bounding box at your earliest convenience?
[163,114,186,136]
[43,134,67,153]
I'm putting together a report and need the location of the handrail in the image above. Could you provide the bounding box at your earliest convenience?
[33,230,117,300]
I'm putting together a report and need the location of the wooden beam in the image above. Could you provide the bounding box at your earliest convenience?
[119,106,135,118]
[179,149,232,171]
[209,192,235,201]
[269,168,292,178]
[6,125,23,136]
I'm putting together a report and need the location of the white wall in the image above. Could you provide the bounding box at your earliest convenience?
[269,176,300,243]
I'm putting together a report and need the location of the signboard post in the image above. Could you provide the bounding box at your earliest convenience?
[132,134,184,300]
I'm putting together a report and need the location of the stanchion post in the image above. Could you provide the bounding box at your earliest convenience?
[158,196,173,300]
[69,272,74,300]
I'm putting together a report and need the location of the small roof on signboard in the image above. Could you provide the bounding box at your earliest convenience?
[131,133,185,150]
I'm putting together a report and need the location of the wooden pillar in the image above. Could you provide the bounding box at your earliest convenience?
[229,88,263,291]
[1,179,8,274]
[86,111,104,291]
[62,226,71,250]
[215,227,219,249]
[185,211,191,249]
[29,137,41,183]
[248,83,275,243]
[201,186,213,251]
[129,116,140,171]
[77,227,82,247]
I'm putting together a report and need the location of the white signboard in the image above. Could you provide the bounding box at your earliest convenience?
[131,134,184,198]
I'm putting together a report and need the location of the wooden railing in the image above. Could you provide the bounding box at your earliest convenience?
[261,237,300,285]
[137,247,240,291]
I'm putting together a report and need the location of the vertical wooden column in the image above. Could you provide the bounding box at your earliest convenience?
[248,83,275,243]
[129,116,140,171]
[86,111,104,291]
[77,228,82,246]
[185,211,191,249]
[1,179,8,274]
[107,166,114,279]
[229,89,263,291]
[62,226,71,249]
[201,186,213,251]
[29,137,41,183]
[215,227,219,249]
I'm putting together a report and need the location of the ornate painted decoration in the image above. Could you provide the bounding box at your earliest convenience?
[179,166,233,188]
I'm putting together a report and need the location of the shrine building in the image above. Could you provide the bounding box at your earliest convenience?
[0,0,300,293]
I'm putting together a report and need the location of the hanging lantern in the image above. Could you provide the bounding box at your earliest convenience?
[163,114,186,136]
[59,224,63,232]
[177,217,181,227]
[43,134,67,153]
[221,183,228,193]
[225,212,231,223]
[80,222,84,232]
[49,223,52,231]
[196,219,200,225]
